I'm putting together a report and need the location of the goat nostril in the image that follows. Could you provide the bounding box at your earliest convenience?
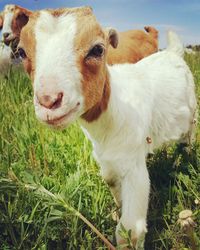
[57,92,63,101]
[51,92,63,109]
[37,92,63,110]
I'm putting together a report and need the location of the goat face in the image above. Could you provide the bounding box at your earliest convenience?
[1,4,31,59]
[19,7,118,128]
[1,5,15,45]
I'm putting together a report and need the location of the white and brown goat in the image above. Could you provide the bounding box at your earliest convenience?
[0,4,30,70]
[15,7,197,248]
[0,4,31,46]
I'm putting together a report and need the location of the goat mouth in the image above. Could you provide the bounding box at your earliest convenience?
[3,37,19,57]
[11,38,20,58]
[3,39,11,46]
[45,106,78,126]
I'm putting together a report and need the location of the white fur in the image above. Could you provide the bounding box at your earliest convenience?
[0,44,12,73]
[166,30,184,57]
[1,5,14,35]
[34,12,84,126]
[80,31,197,244]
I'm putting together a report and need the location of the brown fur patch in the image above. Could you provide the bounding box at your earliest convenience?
[11,6,32,38]
[19,12,38,80]
[72,11,111,122]
[81,75,110,122]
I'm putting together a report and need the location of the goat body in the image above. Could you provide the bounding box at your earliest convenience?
[80,31,197,244]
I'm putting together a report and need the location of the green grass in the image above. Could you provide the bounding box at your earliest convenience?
[0,54,199,250]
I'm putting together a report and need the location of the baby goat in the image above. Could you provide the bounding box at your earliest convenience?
[1,4,158,65]
[16,7,197,248]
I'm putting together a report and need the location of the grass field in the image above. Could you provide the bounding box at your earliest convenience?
[0,54,199,250]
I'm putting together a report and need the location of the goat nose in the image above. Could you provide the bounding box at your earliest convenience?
[3,32,10,39]
[37,92,63,109]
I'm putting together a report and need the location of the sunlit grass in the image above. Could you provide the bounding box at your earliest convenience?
[0,54,199,249]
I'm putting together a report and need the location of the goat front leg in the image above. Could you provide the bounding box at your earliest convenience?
[116,155,150,249]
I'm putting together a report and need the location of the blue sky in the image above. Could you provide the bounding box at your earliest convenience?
[0,0,200,48]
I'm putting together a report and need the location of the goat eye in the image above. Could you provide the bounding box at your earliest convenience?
[87,45,104,58]
[18,48,27,59]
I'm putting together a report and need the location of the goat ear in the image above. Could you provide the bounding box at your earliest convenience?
[105,28,119,48]
[0,14,3,30]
